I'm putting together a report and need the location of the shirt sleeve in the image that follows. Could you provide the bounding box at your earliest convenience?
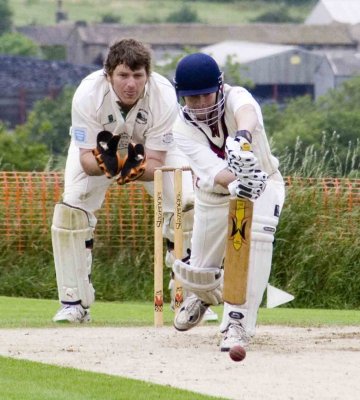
[143,77,178,151]
[225,85,280,176]
[226,86,264,127]
[173,123,227,192]
[70,89,102,149]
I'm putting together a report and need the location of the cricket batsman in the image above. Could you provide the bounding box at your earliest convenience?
[171,53,285,350]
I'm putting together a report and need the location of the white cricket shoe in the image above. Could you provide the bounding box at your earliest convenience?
[52,304,90,323]
[220,319,250,351]
[203,307,218,322]
[174,294,209,331]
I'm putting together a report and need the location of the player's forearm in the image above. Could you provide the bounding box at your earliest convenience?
[138,149,167,181]
[80,148,104,176]
[214,168,237,189]
[234,104,258,133]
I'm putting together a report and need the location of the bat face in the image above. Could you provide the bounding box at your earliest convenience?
[230,200,251,251]
[223,198,253,305]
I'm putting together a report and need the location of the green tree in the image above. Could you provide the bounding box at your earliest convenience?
[166,5,201,23]
[264,77,360,177]
[20,86,75,159]
[0,0,12,35]
[101,13,121,24]
[0,86,75,171]
[155,47,197,80]
[0,32,41,57]
[251,5,302,23]
[223,54,254,88]
[0,123,50,171]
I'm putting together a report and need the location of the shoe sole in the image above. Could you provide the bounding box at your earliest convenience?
[53,319,91,323]
[203,315,218,322]
[173,323,198,332]
[52,314,91,323]
[173,325,189,332]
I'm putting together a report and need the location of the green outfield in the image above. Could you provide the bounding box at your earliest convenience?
[0,356,227,400]
[1,296,360,328]
[0,296,359,399]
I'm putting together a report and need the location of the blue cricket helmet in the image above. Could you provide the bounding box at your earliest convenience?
[174,53,223,97]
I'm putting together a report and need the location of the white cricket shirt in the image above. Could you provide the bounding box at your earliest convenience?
[70,69,177,152]
[172,84,281,193]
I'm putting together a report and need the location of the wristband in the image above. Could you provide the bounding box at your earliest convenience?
[234,130,252,144]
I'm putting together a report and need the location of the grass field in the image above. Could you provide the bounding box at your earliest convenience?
[1,296,360,328]
[9,0,316,27]
[0,296,359,399]
[0,357,227,400]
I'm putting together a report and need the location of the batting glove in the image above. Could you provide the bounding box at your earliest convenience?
[117,142,147,185]
[228,171,268,201]
[225,136,257,176]
[92,131,122,178]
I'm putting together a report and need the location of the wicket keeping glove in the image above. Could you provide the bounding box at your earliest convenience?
[117,142,147,185]
[93,131,122,178]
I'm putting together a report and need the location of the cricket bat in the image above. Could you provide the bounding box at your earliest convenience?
[223,198,253,305]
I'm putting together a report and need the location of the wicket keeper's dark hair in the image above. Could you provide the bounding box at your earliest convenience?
[104,38,152,76]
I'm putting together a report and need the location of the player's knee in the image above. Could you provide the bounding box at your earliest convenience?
[251,215,278,242]
[52,202,90,230]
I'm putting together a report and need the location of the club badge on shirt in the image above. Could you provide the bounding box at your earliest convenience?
[162,132,173,144]
[136,109,148,124]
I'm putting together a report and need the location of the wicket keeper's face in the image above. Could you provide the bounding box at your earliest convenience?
[109,63,148,109]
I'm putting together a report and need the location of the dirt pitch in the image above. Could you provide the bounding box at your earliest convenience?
[1,324,359,400]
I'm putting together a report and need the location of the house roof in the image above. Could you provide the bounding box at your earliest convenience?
[73,23,355,47]
[305,0,360,25]
[201,41,297,65]
[322,51,360,75]
[0,55,96,93]
[16,22,360,57]
[17,22,75,46]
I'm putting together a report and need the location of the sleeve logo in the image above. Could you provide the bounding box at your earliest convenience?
[73,127,87,143]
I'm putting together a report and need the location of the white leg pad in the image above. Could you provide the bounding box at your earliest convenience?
[219,214,278,334]
[173,259,223,305]
[51,203,95,308]
[244,229,274,335]
[220,179,285,335]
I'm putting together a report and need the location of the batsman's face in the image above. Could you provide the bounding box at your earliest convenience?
[184,93,217,120]
[109,64,148,108]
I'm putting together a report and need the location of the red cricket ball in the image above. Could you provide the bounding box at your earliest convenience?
[229,345,246,362]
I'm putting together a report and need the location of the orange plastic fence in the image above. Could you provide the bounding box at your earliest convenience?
[285,176,360,210]
[0,172,152,253]
[0,172,359,253]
